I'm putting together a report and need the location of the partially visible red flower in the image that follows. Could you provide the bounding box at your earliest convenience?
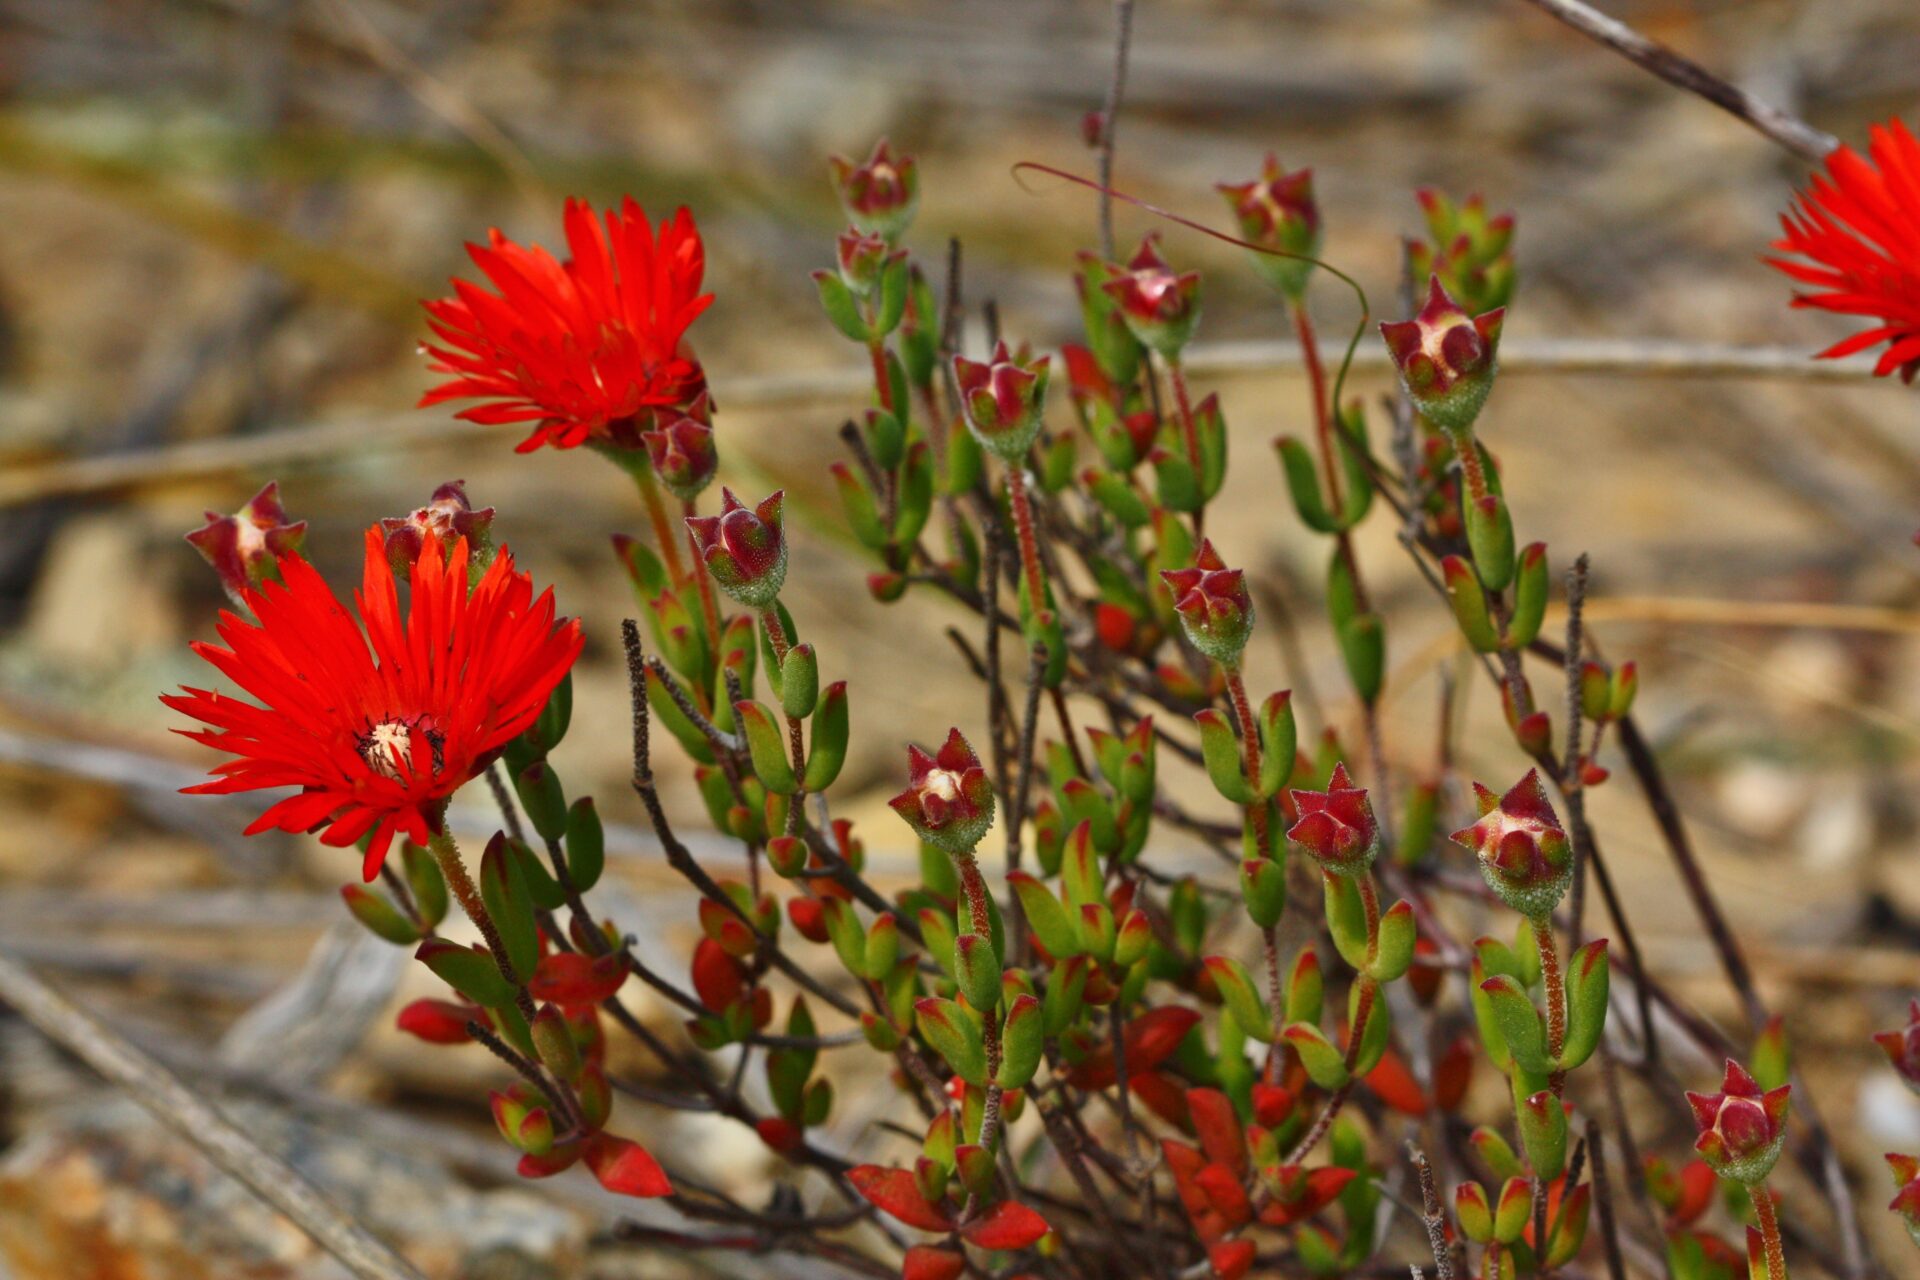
[420,198,713,451]
[1768,119,1920,382]
[165,528,581,881]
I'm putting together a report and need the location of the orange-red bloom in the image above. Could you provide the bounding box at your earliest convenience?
[1768,119,1920,382]
[421,198,714,451]
[165,529,582,880]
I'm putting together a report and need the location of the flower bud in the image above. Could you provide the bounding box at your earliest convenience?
[953,341,1051,462]
[1684,1059,1790,1185]
[1101,234,1201,359]
[828,138,919,241]
[1874,999,1920,1094]
[1286,763,1381,875]
[1379,277,1504,434]
[889,728,995,854]
[640,409,718,503]
[687,489,787,607]
[836,228,895,296]
[185,481,307,604]
[1405,189,1516,317]
[1886,1153,1920,1248]
[1451,769,1573,918]
[380,479,494,577]
[1216,154,1321,299]
[1159,539,1253,666]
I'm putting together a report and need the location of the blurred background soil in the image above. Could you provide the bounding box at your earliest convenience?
[1,0,1919,1276]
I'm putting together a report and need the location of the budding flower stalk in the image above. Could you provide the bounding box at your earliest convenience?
[1160,540,1254,668]
[686,489,787,608]
[640,398,719,503]
[1379,277,1504,437]
[1287,764,1381,877]
[381,479,495,578]
[1451,770,1573,920]
[1686,1060,1791,1279]
[1217,154,1321,301]
[890,729,995,859]
[828,138,920,242]
[186,482,307,607]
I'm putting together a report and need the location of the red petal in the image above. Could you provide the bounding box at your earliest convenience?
[847,1165,955,1233]
[959,1200,1050,1251]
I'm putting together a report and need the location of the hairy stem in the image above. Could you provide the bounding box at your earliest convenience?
[1751,1183,1787,1280]
[1533,913,1567,1095]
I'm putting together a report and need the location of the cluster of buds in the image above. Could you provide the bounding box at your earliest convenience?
[686,489,787,607]
[380,479,495,576]
[1405,188,1516,316]
[1380,277,1504,434]
[953,341,1051,463]
[1101,235,1201,359]
[185,482,307,604]
[1161,540,1253,667]
[1217,154,1321,300]
[828,138,919,242]
[889,729,995,855]
[1684,1060,1791,1185]
[1451,769,1573,919]
[640,393,718,502]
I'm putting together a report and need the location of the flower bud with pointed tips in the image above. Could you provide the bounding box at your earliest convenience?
[187,481,307,605]
[1380,277,1504,434]
[952,341,1050,462]
[1101,234,1201,358]
[1160,539,1253,666]
[640,410,718,503]
[1685,1059,1790,1185]
[1217,154,1321,299]
[828,138,919,241]
[1874,999,1920,1095]
[686,489,786,607]
[380,479,493,580]
[889,728,995,855]
[1286,763,1381,875]
[1452,769,1573,918]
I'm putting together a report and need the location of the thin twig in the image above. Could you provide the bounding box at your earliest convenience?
[0,948,426,1280]
[1094,0,1137,262]
[1514,0,1836,161]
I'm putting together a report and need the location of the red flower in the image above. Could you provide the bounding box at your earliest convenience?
[1768,119,1920,382]
[420,198,713,451]
[1287,763,1381,874]
[889,728,995,855]
[1684,1059,1790,1186]
[165,528,581,881]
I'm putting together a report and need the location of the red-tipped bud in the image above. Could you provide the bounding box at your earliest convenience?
[185,481,307,604]
[1887,1153,1920,1248]
[952,340,1051,462]
[686,488,786,607]
[835,227,895,296]
[827,138,919,241]
[1684,1059,1790,1185]
[1101,234,1202,358]
[1159,539,1253,666]
[379,479,493,579]
[889,728,995,855]
[1217,154,1321,299]
[1874,999,1920,1095]
[1286,763,1380,875]
[640,409,718,502]
[1450,769,1573,918]
[1406,188,1516,317]
[1379,277,1503,434]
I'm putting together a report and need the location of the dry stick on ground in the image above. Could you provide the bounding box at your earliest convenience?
[0,947,427,1280]
[1514,0,1836,161]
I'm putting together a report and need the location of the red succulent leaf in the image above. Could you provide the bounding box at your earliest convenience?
[1207,1239,1257,1280]
[902,1245,967,1280]
[848,1165,956,1233]
[959,1200,1050,1251]
[1186,1088,1249,1176]
[394,997,485,1044]
[1363,1048,1428,1116]
[529,950,630,1009]
[585,1134,672,1198]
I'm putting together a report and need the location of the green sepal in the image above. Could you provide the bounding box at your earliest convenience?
[1443,554,1502,653]
[415,939,516,1009]
[1367,899,1417,983]
[1281,1020,1350,1089]
[1516,1089,1568,1179]
[340,884,420,945]
[400,842,449,930]
[1286,946,1323,1025]
[1276,435,1340,533]
[1465,490,1517,592]
[1559,938,1609,1071]
[479,833,540,982]
[734,699,798,794]
[1322,873,1372,972]
[1480,973,1551,1075]
[1008,871,1079,958]
[1204,955,1273,1042]
[813,269,870,343]
[514,762,568,843]
[564,798,605,894]
[1194,709,1254,804]
[915,997,988,1087]
[997,994,1044,1089]
[801,681,849,791]
[1505,542,1550,650]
